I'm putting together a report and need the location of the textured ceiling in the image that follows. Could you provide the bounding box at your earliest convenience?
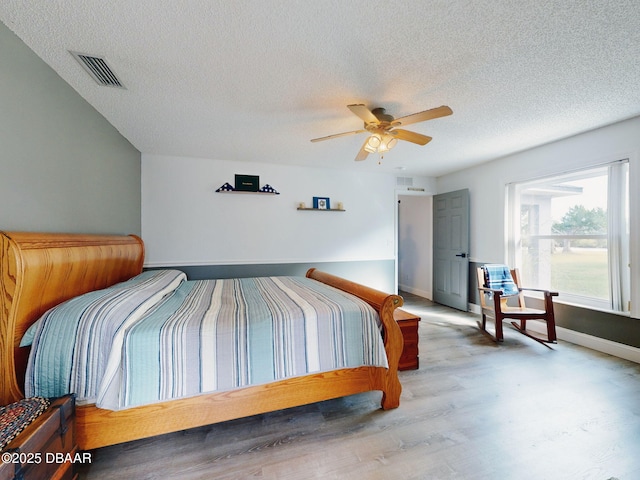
[2,1,640,176]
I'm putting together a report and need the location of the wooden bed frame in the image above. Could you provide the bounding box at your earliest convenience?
[0,231,404,450]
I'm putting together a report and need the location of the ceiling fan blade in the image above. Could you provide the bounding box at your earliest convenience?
[354,138,370,161]
[310,129,366,142]
[392,105,453,127]
[392,129,433,146]
[347,104,380,125]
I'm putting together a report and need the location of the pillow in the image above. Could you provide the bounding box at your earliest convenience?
[20,323,38,348]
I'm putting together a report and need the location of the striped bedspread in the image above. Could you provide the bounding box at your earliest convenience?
[24,270,387,410]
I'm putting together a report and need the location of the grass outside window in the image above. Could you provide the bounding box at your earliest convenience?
[550,248,608,299]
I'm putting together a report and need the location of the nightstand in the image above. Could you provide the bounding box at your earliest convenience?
[394,309,421,370]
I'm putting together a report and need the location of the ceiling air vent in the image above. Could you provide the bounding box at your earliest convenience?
[396,177,414,187]
[70,51,125,89]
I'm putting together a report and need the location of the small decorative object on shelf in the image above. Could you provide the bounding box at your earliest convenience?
[313,196,330,209]
[259,184,280,194]
[216,182,235,192]
[235,174,259,192]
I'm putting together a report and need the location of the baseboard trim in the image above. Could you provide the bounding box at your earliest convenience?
[468,304,481,315]
[468,302,640,363]
[399,285,431,299]
[526,321,640,364]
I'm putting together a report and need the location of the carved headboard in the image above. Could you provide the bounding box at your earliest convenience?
[0,231,144,404]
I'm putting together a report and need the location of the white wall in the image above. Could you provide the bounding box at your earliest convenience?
[437,115,640,319]
[142,154,396,269]
[398,194,433,298]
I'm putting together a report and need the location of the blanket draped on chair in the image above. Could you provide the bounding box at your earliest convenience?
[482,264,519,297]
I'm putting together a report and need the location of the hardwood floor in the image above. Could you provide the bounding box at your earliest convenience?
[77,293,640,479]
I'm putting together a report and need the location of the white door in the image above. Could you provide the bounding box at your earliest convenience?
[433,189,470,310]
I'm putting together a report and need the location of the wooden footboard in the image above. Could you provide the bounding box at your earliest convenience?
[1,231,403,450]
[305,268,404,408]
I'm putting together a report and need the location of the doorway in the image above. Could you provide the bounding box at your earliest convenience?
[397,194,433,299]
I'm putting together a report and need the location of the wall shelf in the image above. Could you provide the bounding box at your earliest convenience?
[215,181,280,194]
[218,190,280,195]
[297,208,345,212]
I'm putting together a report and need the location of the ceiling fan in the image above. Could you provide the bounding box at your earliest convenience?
[311,104,453,161]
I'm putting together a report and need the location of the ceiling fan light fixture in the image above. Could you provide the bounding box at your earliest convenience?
[367,133,398,154]
[364,134,382,153]
[380,134,398,152]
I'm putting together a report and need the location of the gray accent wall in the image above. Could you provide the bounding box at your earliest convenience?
[148,259,397,294]
[0,21,141,235]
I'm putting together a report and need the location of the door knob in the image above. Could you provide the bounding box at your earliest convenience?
[455,253,467,258]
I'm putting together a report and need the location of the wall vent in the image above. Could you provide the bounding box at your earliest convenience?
[396,177,414,187]
[70,51,125,89]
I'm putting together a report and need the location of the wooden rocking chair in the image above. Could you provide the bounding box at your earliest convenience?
[476,266,558,343]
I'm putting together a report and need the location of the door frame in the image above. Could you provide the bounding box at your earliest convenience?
[395,189,433,297]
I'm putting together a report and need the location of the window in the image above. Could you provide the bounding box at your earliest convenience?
[507,160,630,312]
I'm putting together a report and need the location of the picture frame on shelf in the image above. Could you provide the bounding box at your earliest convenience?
[235,174,259,192]
[313,197,330,209]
